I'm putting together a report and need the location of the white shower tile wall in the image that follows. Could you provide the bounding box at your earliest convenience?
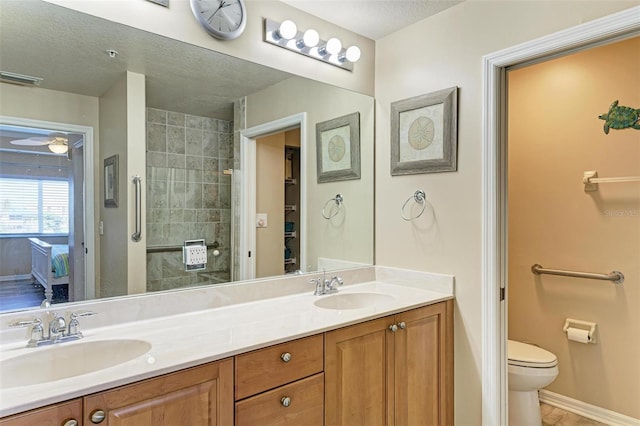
[146,107,232,291]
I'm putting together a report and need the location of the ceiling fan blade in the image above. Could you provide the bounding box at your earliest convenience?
[9,137,50,146]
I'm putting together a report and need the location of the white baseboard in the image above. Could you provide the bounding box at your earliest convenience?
[0,274,32,283]
[539,390,640,426]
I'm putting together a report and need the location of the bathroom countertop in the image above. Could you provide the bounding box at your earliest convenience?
[0,268,453,417]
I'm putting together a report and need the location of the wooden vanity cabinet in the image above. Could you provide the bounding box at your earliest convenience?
[0,398,82,426]
[1,300,453,426]
[325,300,453,426]
[234,335,324,426]
[83,358,233,426]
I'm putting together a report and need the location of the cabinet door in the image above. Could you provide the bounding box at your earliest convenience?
[83,358,233,426]
[393,300,453,426]
[324,316,392,426]
[0,399,82,426]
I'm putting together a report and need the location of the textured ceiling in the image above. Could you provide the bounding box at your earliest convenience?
[0,0,462,125]
[0,1,294,121]
[280,0,463,40]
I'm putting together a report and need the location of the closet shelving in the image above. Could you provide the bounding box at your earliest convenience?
[284,147,300,272]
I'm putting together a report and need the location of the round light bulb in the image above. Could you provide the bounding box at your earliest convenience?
[278,20,297,40]
[345,46,361,63]
[302,29,319,48]
[48,141,68,154]
[325,37,342,55]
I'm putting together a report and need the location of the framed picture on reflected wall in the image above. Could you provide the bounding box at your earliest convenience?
[390,87,458,175]
[104,155,118,208]
[316,112,361,183]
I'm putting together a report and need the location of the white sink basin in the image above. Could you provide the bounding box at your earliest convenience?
[314,293,395,310]
[0,339,152,389]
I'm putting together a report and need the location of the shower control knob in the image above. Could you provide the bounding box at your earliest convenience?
[389,324,398,332]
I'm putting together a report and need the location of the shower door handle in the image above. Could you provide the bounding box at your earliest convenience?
[131,175,142,242]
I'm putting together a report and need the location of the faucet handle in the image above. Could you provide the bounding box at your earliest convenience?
[68,311,97,337]
[70,310,97,320]
[9,318,42,328]
[10,318,45,347]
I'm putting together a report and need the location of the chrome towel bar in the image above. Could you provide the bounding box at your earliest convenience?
[131,175,142,242]
[531,264,624,284]
[147,241,219,253]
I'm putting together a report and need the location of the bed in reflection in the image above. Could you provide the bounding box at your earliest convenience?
[28,237,69,302]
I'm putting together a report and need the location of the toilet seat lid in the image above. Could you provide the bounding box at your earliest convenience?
[508,340,557,368]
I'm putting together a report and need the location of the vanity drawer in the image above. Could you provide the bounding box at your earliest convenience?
[235,334,323,399]
[235,373,324,426]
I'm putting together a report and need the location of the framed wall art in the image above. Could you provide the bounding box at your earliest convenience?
[316,112,361,183]
[104,154,119,208]
[390,87,458,175]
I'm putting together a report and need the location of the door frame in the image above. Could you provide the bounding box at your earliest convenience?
[239,113,307,280]
[0,115,96,300]
[481,7,640,425]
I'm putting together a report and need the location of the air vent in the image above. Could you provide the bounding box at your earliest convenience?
[0,71,43,87]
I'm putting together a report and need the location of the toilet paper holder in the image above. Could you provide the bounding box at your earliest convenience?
[563,318,597,344]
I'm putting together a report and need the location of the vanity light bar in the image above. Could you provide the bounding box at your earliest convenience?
[263,19,359,71]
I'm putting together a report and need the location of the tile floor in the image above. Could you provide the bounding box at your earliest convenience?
[541,403,608,426]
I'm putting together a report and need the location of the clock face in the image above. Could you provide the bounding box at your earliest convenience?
[190,0,247,40]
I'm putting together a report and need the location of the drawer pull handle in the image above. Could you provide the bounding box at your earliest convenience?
[389,324,398,332]
[63,420,78,426]
[281,396,292,407]
[281,352,292,362]
[398,321,406,329]
[90,409,106,424]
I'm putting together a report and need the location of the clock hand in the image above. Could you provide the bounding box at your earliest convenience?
[206,0,226,24]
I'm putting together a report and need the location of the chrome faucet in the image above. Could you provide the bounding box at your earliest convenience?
[310,271,344,296]
[48,313,67,341]
[10,311,97,348]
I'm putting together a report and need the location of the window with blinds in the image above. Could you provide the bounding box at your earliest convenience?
[0,177,69,235]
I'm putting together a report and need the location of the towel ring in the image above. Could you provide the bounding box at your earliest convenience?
[401,190,426,221]
[322,194,343,219]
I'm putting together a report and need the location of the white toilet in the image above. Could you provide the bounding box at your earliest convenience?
[508,340,559,426]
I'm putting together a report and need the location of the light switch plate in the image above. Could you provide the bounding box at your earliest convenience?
[256,213,268,228]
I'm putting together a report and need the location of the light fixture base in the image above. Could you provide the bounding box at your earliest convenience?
[263,19,354,71]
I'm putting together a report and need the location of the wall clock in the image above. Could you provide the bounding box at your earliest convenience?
[190,0,247,41]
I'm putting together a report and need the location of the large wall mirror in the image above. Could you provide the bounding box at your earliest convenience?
[0,1,374,313]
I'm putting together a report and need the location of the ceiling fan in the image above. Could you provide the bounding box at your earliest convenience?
[10,132,69,154]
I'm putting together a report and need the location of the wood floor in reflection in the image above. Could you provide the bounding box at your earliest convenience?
[0,279,67,311]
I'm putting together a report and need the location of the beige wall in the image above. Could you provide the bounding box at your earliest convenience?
[98,72,146,297]
[44,0,375,97]
[247,76,374,271]
[99,74,129,298]
[0,83,101,287]
[98,71,147,298]
[508,37,639,418]
[256,133,286,278]
[125,72,147,295]
[374,2,637,425]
